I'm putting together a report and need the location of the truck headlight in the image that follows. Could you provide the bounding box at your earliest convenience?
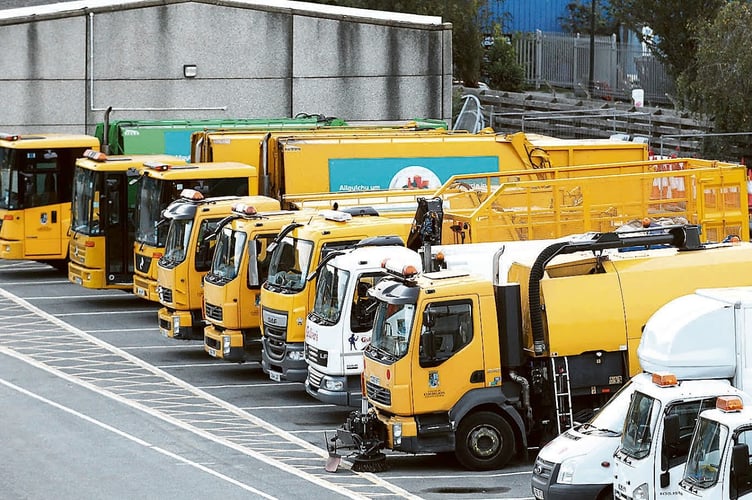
[223,335,231,355]
[557,460,576,485]
[632,483,649,500]
[287,350,305,361]
[322,378,344,391]
[173,316,180,334]
[393,423,402,447]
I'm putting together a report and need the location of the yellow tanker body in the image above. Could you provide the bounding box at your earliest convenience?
[273,131,647,197]
[202,208,316,362]
[156,192,281,340]
[260,211,412,382]
[192,128,647,203]
[332,225,752,472]
[68,151,187,290]
[132,161,258,302]
[0,133,100,266]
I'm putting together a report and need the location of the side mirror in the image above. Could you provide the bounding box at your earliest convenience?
[664,414,680,448]
[421,328,436,360]
[732,443,750,492]
[423,308,435,328]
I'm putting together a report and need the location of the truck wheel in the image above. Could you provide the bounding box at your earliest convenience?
[455,411,515,470]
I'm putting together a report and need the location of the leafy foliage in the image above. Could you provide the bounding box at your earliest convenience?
[559,0,619,35]
[684,0,752,158]
[481,28,525,91]
[609,0,725,82]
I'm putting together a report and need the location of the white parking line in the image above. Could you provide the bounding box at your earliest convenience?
[157,363,224,368]
[55,310,155,317]
[0,280,71,285]
[0,375,278,499]
[240,404,336,410]
[123,344,202,349]
[30,295,138,300]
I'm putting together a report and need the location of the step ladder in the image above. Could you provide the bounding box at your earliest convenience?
[552,357,574,433]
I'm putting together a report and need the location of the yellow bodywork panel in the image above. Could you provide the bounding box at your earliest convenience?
[510,242,752,376]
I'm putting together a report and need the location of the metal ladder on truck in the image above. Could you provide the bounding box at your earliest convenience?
[552,357,574,434]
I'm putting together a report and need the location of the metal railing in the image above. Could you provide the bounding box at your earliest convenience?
[514,30,674,105]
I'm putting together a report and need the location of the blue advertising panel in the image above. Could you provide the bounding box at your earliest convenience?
[329,156,499,192]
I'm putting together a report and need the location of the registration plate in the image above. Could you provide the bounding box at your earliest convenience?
[160,328,169,338]
[532,487,544,500]
[269,371,281,382]
[207,347,217,357]
[135,287,147,297]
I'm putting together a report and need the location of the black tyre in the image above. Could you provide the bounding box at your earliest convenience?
[455,411,515,470]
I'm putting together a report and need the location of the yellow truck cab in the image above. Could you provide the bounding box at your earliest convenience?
[156,191,281,340]
[202,207,316,362]
[68,151,186,290]
[0,133,100,267]
[330,225,752,473]
[131,161,258,302]
[260,210,412,382]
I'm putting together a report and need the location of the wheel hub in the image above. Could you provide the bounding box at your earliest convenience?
[468,426,500,458]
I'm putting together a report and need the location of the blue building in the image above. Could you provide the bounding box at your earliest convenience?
[485,0,572,33]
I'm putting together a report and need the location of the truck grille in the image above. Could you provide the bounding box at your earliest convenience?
[305,344,328,367]
[532,456,554,481]
[307,365,323,389]
[264,331,286,361]
[205,336,220,350]
[262,308,288,361]
[135,254,152,274]
[205,302,222,322]
[365,380,391,406]
[158,287,173,303]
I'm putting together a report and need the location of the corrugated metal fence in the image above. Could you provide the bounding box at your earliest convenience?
[514,30,674,105]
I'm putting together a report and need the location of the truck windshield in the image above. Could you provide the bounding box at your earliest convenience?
[267,236,313,292]
[620,391,661,459]
[135,176,167,246]
[162,218,193,266]
[71,167,102,235]
[683,417,727,488]
[311,264,350,325]
[210,226,246,280]
[578,379,635,436]
[369,301,415,359]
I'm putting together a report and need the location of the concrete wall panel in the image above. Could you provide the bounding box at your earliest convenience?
[3,80,85,130]
[292,75,443,121]
[292,15,443,78]
[91,4,291,80]
[0,1,452,131]
[0,16,85,79]
[88,78,293,121]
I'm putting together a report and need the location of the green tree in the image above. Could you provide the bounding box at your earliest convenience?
[559,0,618,35]
[685,0,752,159]
[609,0,725,83]
[481,27,525,91]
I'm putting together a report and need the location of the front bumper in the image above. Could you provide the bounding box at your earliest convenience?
[133,274,159,302]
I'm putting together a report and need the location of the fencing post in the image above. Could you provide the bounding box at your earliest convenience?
[535,29,542,90]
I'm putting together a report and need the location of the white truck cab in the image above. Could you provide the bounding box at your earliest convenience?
[679,395,752,499]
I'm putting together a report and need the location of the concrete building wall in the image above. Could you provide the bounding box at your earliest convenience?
[0,0,452,134]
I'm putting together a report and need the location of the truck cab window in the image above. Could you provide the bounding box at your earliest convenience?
[419,300,473,367]
[664,398,716,469]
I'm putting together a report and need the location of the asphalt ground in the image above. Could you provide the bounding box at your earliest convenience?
[0,259,536,499]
